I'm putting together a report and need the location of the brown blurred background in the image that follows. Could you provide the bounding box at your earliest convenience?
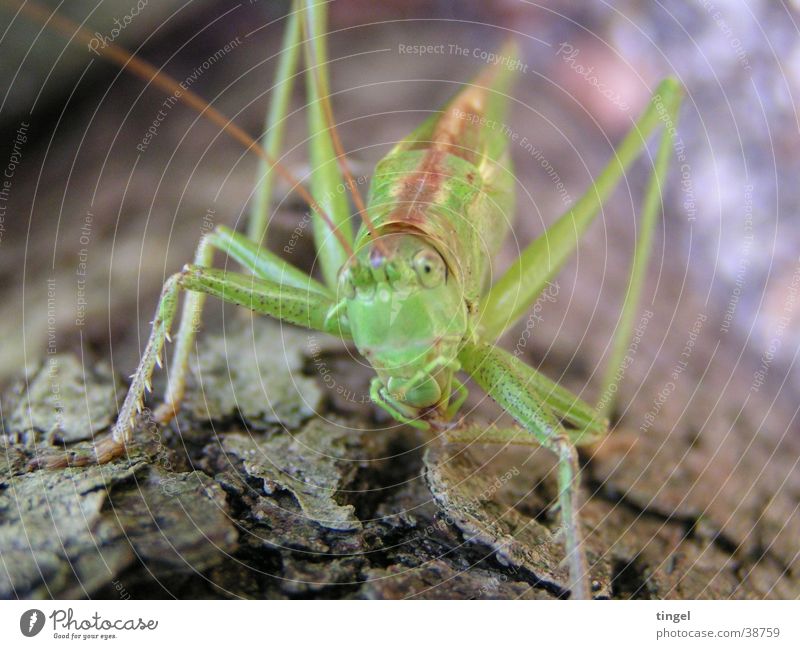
[0,0,798,594]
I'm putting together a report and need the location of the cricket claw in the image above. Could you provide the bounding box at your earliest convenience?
[26,435,128,471]
[27,450,72,471]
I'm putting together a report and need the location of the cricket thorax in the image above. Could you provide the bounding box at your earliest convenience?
[338,232,468,414]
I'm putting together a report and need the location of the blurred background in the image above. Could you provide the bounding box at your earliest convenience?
[0,0,798,595]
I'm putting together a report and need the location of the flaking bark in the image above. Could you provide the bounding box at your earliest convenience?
[1,321,794,599]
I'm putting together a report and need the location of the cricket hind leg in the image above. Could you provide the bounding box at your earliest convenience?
[28,259,337,471]
[447,80,685,595]
[478,78,683,341]
[596,86,682,418]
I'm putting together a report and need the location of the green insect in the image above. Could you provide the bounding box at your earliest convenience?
[19,0,683,599]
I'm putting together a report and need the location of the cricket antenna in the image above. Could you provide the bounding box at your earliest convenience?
[6,0,355,257]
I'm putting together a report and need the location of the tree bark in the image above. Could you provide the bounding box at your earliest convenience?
[2,320,795,599]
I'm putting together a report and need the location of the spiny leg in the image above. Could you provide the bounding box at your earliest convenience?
[13,2,355,467]
[30,266,339,470]
[152,236,213,425]
[478,77,684,339]
[155,1,361,430]
[213,225,330,294]
[29,272,184,470]
[154,225,332,425]
[458,339,604,599]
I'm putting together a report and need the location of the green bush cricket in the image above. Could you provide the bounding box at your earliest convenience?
[14,0,683,599]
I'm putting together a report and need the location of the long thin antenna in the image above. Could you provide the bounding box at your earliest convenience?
[7,0,354,256]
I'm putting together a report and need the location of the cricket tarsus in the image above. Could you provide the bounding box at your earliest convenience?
[14,0,683,600]
[27,436,126,471]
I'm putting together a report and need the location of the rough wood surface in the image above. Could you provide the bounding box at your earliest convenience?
[1,320,796,599]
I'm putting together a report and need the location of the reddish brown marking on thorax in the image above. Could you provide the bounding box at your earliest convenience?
[389,149,448,226]
[408,84,488,162]
[389,84,489,226]
[426,83,487,163]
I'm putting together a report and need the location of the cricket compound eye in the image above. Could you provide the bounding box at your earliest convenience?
[413,249,446,288]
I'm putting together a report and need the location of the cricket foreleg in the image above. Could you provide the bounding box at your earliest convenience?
[445,422,586,599]
[152,236,214,425]
[458,339,596,599]
[30,266,338,470]
[154,226,332,424]
[29,272,185,470]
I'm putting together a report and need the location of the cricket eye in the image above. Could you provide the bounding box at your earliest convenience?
[413,249,445,288]
[338,269,356,299]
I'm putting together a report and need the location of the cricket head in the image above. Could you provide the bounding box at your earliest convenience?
[338,232,468,419]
